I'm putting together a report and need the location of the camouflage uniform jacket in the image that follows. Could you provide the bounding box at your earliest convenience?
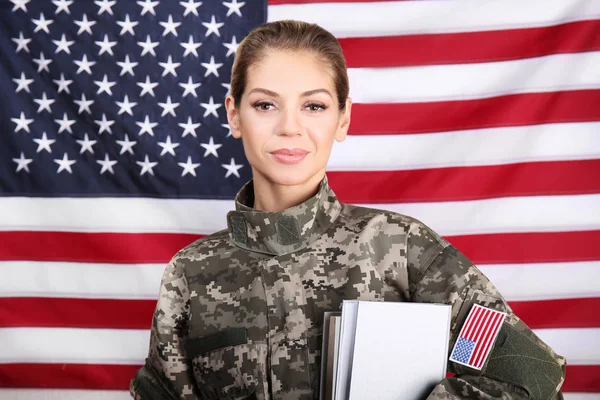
[130,175,566,400]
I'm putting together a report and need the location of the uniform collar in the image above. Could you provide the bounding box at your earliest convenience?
[226,175,342,256]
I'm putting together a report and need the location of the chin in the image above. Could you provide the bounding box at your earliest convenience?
[256,165,323,187]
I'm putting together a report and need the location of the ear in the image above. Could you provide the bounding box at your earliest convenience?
[334,97,352,142]
[225,94,242,139]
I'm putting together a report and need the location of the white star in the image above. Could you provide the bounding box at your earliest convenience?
[137,75,159,97]
[116,94,138,116]
[157,96,180,117]
[159,55,181,77]
[95,34,117,56]
[137,35,159,57]
[180,0,202,16]
[136,155,158,176]
[32,13,54,34]
[179,76,201,98]
[137,0,159,16]
[115,134,137,155]
[223,0,245,17]
[97,153,118,174]
[73,93,94,114]
[53,33,74,55]
[178,116,201,137]
[94,74,116,95]
[54,113,76,134]
[33,52,52,73]
[74,14,96,35]
[11,112,34,133]
[13,72,34,93]
[221,158,243,178]
[12,152,33,173]
[95,0,116,15]
[33,92,55,113]
[200,96,222,118]
[94,113,115,134]
[178,156,200,177]
[117,14,138,36]
[76,133,97,154]
[53,73,72,94]
[117,54,138,76]
[200,136,222,158]
[136,115,158,136]
[157,135,180,156]
[54,153,76,174]
[159,14,181,37]
[52,0,73,14]
[74,54,96,75]
[12,32,31,53]
[33,132,55,153]
[223,36,239,57]
[221,122,232,137]
[201,55,223,77]
[202,15,224,37]
[222,82,231,92]
[180,35,202,57]
[10,0,30,13]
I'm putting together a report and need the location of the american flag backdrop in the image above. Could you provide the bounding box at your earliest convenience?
[0,0,599,398]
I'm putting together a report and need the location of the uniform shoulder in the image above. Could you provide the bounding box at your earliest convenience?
[338,203,449,248]
[171,228,233,262]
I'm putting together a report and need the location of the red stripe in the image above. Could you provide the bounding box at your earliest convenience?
[465,307,488,342]
[462,306,482,339]
[0,363,596,392]
[329,159,600,204]
[0,231,202,263]
[467,308,493,364]
[510,298,600,329]
[2,296,599,330]
[340,20,600,67]
[474,313,504,369]
[0,363,137,390]
[349,90,600,135]
[446,230,600,265]
[563,365,600,392]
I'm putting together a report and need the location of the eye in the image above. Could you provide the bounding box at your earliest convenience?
[306,102,327,112]
[252,101,275,111]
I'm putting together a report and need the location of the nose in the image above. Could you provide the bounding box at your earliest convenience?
[276,107,303,137]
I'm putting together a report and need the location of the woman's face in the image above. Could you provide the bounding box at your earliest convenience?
[225,50,351,187]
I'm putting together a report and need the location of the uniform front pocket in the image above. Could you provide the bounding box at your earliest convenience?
[189,340,267,400]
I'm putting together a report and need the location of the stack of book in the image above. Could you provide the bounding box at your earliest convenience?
[319,300,452,400]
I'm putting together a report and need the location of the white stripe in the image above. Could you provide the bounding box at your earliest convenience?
[347,52,600,103]
[0,327,597,365]
[0,390,595,400]
[1,194,598,236]
[479,261,600,301]
[0,390,130,400]
[328,122,600,171]
[0,328,149,364]
[536,328,600,365]
[268,0,600,37]
[2,260,598,302]
[0,261,165,299]
[367,194,600,236]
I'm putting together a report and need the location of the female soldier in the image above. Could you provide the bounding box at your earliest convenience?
[130,20,566,400]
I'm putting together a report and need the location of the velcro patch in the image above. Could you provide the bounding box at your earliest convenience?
[449,304,506,370]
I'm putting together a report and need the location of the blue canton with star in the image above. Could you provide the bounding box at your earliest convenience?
[1,0,264,199]
[451,337,476,364]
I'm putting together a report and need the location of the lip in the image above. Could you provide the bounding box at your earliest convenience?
[270,148,309,165]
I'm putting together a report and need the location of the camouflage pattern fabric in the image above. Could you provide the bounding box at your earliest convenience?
[130,175,566,400]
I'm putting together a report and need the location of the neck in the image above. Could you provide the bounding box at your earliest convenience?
[251,170,325,212]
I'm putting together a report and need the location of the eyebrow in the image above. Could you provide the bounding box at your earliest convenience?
[248,88,333,98]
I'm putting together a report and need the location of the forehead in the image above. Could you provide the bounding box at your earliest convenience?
[246,50,335,92]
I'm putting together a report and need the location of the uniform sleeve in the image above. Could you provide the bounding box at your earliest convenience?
[405,221,567,400]
[129,258,198,399]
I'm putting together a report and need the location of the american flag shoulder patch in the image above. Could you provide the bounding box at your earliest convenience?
[449,304,507,370]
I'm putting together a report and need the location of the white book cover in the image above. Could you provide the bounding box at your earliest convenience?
[336,301,452,400]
